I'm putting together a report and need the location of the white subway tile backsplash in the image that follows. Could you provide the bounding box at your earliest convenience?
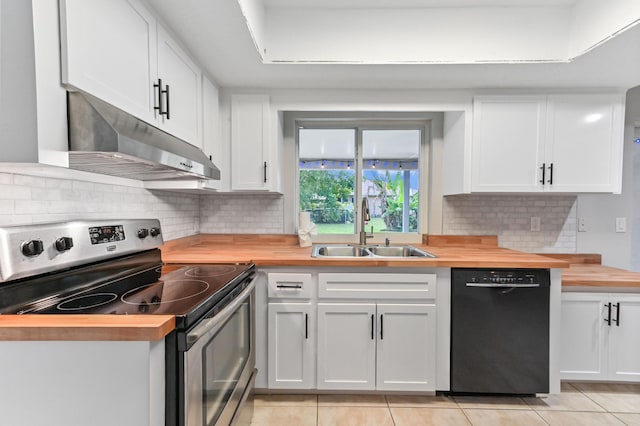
[0,172,200,241]
[199,193,284,234]
[443,194,577,253]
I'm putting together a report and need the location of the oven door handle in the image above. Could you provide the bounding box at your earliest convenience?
[186,277,256,346]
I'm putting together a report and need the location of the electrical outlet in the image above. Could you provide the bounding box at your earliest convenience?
[530,217,541,232]
[578,218,587,232]
[616,217,626,233]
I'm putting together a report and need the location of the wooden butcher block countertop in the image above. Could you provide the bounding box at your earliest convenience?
[542,254,640,289]
[0,315,175,341]
[161,234,568,269]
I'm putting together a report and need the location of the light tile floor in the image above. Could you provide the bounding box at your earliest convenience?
[251,382,640,426]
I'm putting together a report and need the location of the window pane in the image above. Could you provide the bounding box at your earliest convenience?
[362,130,420,233]
[299,129,356,234]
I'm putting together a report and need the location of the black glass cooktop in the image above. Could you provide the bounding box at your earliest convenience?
[4,251,254,330]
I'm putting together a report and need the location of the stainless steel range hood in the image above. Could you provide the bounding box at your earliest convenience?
[67,91,220,181]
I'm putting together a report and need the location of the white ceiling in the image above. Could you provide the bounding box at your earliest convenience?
[147,0,640,90]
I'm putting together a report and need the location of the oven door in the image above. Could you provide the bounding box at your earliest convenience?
[184,277,256,426]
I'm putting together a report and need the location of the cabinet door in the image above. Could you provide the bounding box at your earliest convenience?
[202,75,222,189]
[608,294,640,381]
[560,293,609,381]
[471,96,547,192]
[376,304,436,391]
[267,303,315,389]
[546,94,624,193]
[231,95,271,191]
[157,25,202,147]
[60,0,158,124]
[317,303,376,390]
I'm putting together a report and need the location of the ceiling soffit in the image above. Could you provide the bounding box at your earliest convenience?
[239,0,640,64]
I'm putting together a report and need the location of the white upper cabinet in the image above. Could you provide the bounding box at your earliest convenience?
[231,94,280,192]
[60,0,158,124]
[156,25,202,146]
[202,75,222,189]
[470,93,624,193]
[545,94,623,193]
[60,0,202,148]
[472,96,547,192]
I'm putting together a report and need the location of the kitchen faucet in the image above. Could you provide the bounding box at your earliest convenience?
[359,198,374,245]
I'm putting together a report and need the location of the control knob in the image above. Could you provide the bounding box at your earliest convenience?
[137,228,149,239]
[55,237,74,252]
[21,240,44,257]
[149,227,161,237]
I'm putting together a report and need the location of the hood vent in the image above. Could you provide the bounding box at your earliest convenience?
[67,92,220,181]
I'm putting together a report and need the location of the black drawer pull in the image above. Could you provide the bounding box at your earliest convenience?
[371,314,374,340]
[539,163,546,185]
[605,302,612,326]
[305,314,308,339]
[613,302,620,326]
[276,282,303,289]
[380,314,384,340]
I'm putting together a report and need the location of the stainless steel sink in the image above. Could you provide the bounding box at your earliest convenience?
[311,244,436,258]
[367,246,434,257]
[315,246,370,257]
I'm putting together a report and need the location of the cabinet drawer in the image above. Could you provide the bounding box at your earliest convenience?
[318,273,436,300]
[268,273,313,299]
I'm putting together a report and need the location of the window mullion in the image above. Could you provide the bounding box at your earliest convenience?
[355,127,363,237]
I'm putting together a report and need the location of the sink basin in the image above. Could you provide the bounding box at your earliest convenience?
[311,244,436,258]
[315,246,370,257]
[367,246,434,257]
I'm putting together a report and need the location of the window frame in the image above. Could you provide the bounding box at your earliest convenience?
[295,119,430,244]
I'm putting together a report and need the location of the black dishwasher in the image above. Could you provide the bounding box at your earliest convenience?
[450,268,550,395]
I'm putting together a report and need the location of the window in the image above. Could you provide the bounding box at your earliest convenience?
[297,122,424,240]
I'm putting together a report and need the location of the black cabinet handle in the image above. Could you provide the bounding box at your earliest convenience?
[380,314,384,340]
[154,79,170,119]
[153,79,163,116]
[539,163,546,185]
[263,161,268,183]
[605,302,612,326]
[305,314,308,339]
[613,302,620,326]
[164,84,170,120]
[371,314,374,340]
[548,163,553,185]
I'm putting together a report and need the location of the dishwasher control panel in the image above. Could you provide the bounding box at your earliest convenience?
[453,268,551,287]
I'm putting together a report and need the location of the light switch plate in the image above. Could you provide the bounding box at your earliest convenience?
[616,217,626,233]
[578,218,587,232]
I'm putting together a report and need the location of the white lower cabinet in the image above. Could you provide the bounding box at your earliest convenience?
[317,303,377,390]
[317,302,436,391]
[376,303,436,391]
[267,302,315,389]
[560,292,640,382]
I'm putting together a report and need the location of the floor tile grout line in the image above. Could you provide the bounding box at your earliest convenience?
[531,408,552,426]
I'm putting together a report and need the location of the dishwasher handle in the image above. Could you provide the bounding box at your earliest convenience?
[465,283,541,288]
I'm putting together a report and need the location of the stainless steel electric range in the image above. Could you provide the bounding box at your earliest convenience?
[0,219,257,426]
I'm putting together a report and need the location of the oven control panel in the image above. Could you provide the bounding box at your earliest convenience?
[90,225,126,245]
[0,219,163,283]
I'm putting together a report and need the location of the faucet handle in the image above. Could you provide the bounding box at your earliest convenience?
[385,238,390,247]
